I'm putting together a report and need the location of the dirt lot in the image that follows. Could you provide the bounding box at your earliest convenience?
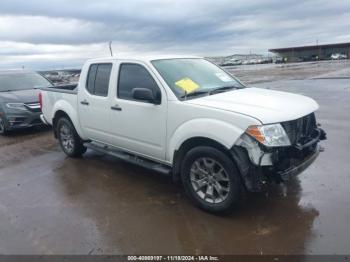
[0,60,349,255]
[227,59,350,84]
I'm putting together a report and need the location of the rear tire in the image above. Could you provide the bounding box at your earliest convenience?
[181,146,243,214]
[0,117,9,136]
[57,117,86,157]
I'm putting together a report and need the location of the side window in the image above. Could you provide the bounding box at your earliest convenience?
[86,64,97,94]
[86,63,112,97]
[118,63,160,101]
[94,64,112,96]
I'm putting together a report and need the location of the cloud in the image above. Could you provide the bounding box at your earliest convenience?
[0,0,349,69]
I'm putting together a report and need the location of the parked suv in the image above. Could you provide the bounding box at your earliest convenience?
[40,56,326,214]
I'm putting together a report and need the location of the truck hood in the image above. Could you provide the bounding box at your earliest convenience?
[184,87,319,124]
[0,89,40,103]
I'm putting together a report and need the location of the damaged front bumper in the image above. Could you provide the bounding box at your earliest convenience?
[278,145,320,181]
[231,127,326,192]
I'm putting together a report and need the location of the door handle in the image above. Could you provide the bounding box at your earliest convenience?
[80,100,89,105]
[111,105,122,111]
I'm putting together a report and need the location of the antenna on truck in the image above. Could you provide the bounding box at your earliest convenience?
[109,41,113,56]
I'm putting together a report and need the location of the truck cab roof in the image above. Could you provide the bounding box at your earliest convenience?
[87,54,202,64]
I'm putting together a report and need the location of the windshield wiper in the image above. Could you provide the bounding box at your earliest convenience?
[180,86,240,100]
[209,86,239,95]
[180,90,209,100]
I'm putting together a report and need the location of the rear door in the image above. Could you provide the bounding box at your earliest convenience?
[78,63,113,142]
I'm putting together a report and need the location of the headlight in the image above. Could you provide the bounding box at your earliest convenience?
[246,123,291,147]
[6,103,27,111]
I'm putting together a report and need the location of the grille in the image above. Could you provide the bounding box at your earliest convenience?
[24,102,41,112]
[281,113,317,145]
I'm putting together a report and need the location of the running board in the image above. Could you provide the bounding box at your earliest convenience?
[84,142,172,176]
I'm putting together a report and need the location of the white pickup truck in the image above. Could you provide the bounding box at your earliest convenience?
[40,55,326,214]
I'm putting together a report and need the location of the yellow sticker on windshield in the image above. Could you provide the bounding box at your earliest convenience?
[175,78,199,93]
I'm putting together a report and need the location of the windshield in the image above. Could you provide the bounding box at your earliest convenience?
[0,72,52,92]
[151,58,244,100]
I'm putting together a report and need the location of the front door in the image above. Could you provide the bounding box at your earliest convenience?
[109,62,167,161]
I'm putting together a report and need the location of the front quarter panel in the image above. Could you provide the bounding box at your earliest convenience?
[166,101,261,163]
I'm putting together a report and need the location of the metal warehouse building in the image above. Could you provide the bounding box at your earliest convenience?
[269,42,350,62]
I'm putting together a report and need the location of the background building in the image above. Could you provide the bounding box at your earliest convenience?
[269,42,350,62]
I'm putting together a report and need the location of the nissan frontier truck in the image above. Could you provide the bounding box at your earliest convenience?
[40,55,326,214]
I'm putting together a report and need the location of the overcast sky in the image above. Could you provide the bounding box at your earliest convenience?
[0,0,349,69]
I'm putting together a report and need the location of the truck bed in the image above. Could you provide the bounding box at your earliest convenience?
[40,84,78,125]
[41,84,78,94]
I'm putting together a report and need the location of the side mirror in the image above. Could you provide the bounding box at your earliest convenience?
[132,88,160,104]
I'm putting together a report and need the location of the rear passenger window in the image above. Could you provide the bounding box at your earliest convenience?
[86,63,112,97]
[86,64,98,94]
[118,63,159,101]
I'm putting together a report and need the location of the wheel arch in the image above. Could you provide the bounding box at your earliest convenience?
[50,98,86,139]
[53,110,69,138]
[52,109,84,139]
[167,118,244,162]
[172,136,236,182]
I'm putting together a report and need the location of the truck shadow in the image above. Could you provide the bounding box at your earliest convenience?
[52,150,319,254]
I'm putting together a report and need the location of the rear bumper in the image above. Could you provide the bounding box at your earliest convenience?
[40,114,49,125]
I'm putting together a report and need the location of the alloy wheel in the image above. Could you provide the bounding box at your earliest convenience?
[59,123,75,153]
[190,157,230,204]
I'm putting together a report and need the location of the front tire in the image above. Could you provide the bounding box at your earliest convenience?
[181,146,243,214]
[57,117,86,157]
